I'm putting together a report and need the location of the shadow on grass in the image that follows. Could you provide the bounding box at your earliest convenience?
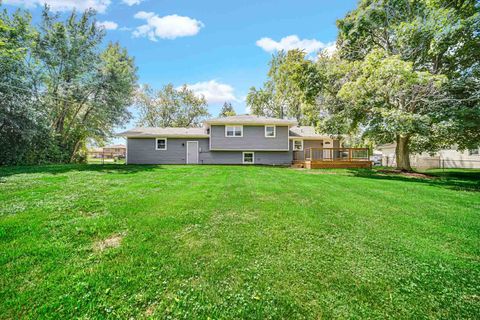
[0,163,160,179]
[347,168,480,192]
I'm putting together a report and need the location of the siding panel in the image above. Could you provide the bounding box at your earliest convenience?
[210,125,289,150]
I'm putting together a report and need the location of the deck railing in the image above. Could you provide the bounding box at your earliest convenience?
[294,148,370,162]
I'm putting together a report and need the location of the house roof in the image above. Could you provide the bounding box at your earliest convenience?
[204,114,297,126]
[289,126,332,139]
[117,127,208,138]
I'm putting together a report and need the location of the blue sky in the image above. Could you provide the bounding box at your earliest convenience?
[4,0,357,140]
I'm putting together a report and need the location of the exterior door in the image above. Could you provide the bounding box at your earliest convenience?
[186,141,199,164]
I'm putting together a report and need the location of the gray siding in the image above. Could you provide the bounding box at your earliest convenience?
[210,125,289,150]
[127,138,209,164]
[127,138,292,165]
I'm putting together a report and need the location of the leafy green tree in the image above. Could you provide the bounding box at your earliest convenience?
[218,102,236,117]
[319,49,446,171]
[337,0,480,151]
[136,83,210,127]
[34,7,137,162]
[247,50,321,125]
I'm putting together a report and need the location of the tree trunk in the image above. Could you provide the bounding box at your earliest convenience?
[395,135,412,171]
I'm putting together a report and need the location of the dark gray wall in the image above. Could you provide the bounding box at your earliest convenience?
[127,138,293,165]
[210,125,289,150]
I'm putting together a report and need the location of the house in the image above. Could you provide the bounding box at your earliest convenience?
[118,115,371,168]
[377,143,480,169]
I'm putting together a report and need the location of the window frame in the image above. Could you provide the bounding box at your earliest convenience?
[264,125,276,138]
[468,148,479,156]
[293,139,304,151]
[242,152,254,164]
[155,138,167,150]
[225,125,243,137]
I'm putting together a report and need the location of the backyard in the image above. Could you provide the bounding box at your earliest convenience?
[0,165,479,319]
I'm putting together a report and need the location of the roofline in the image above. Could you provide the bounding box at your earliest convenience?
[204,121,297,126]
[119,134,209,138]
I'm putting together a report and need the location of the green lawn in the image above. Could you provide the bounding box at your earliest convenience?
[0,165,479,319]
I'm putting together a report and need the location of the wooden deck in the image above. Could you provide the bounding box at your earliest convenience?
[292,148,372,169]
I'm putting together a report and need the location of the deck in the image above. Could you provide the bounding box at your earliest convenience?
[292,148,372,169]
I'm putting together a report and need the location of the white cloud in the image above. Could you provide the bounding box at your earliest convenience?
[184,80,237,104]
[96,21,118,30]
[256,35,331,55]
[122,0,143,5]
[133,11,204,40]
[3,0,111,13]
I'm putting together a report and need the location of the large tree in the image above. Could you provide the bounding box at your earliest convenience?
[318,49,446,171]
[34,8,137,162]
[136,84,210,127]
[246,50,321,125]
[336,0,480,152]
[0,5,137,165]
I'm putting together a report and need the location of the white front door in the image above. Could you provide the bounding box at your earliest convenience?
[186,141,199,164]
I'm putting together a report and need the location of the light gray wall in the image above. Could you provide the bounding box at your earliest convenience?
[210,125,289,150]
[127,138,293,165]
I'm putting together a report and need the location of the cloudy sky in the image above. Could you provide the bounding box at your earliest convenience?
[3,0,357,132]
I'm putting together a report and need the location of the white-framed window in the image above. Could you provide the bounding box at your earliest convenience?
[293,139,303,151]
[225,125,243,137]
[265,125,276,138]
[242,152,254,164]
[156,138,167,150]
[469,148,479,156]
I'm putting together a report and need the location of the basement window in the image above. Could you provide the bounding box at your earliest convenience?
[156,138,167,150]
[243,152,254,164]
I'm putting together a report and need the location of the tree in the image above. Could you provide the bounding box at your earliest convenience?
[0,5,137,165]
[34,8,137,162]
[336,0,480,151]
[136,83,210,127]
[246,50,321,125]
[218,102,236,117]
[319,49,446,171]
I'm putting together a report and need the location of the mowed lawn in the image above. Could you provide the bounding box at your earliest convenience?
[0,165,479,319]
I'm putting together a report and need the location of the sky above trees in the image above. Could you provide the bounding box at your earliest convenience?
[3,0,357,118]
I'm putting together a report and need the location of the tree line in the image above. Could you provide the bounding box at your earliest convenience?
[247,0,479,171]
[0,6,137,165]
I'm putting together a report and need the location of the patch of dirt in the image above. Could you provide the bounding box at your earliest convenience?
[377,169,436,179]
[94,233,125,252]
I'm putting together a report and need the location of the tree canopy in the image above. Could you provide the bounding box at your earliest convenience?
[0,5,137,165]
[136,84,210,127]
[218,102,236,117]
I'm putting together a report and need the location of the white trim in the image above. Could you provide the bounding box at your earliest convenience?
[293,139,304,151]
[242,152,254,164]
[186,141,199,164]
[264,125,276,138]
[125,138,128,165]
[225,125,243,137]
[155,138,167,150]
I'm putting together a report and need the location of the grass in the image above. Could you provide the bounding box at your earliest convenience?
[0,165,479,319]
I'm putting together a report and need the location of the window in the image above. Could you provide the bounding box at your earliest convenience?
[156,138,167,150]
[469,148,479,156]
[265,125,276,138]
[225,125,243,137]
[243,152,254,164]
[293,140,303,151]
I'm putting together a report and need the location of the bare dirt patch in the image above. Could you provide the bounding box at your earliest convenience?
[377,169,436,179]
[94,233,125,252]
